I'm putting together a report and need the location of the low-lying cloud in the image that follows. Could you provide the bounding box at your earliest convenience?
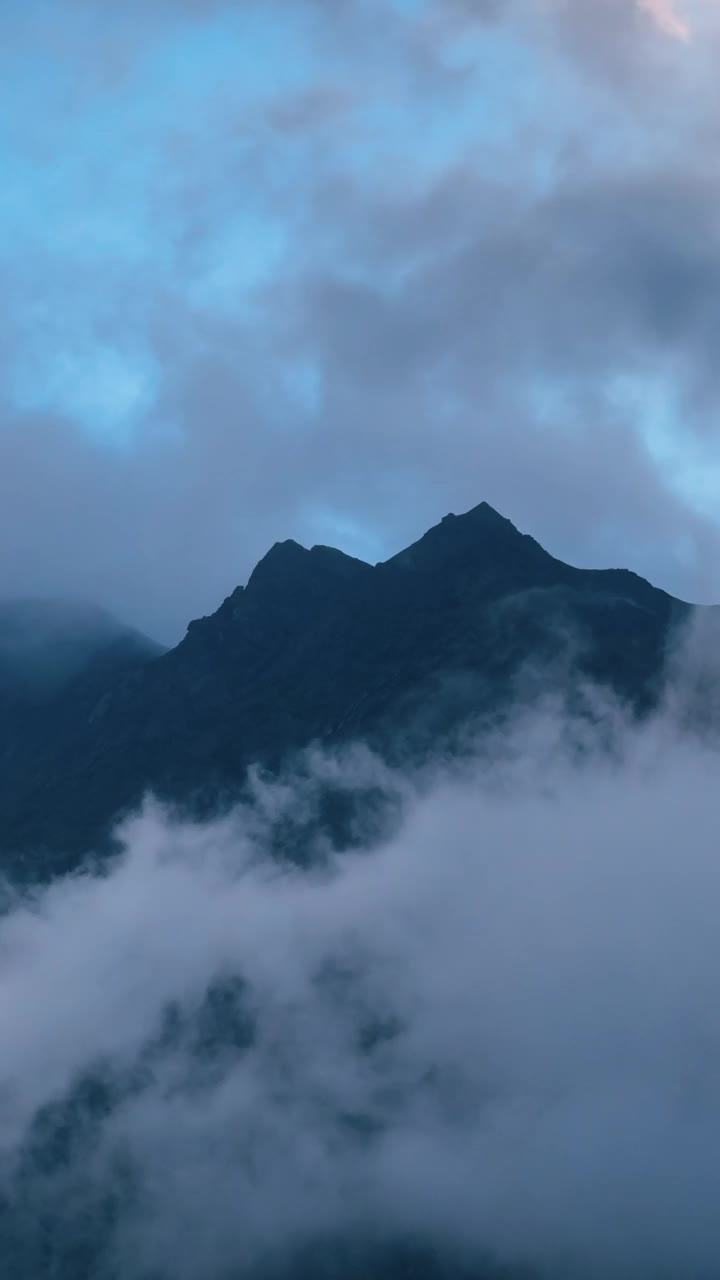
[2,628,720,1278]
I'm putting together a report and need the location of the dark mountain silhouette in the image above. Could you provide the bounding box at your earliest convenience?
[0,597,162,708]
[0,503,691,876]
[0,505,705,1280]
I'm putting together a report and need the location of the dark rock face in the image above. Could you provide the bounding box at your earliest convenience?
[0,504,691,875]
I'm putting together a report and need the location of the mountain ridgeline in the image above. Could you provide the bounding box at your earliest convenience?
[0,503,690,876]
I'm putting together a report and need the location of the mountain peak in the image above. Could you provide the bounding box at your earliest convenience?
[246,538,371,600]
[243,539,312,596]
[384,500,547,575]
[443,500,511,525]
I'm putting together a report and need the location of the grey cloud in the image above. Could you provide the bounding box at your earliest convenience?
[2,0,720,638]
[526,0,693,85]
[290,163,720,390]
[267,86,356,135]
[260,155,720,599]
[3,642,720,1277]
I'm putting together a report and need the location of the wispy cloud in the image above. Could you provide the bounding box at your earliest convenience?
[638,0,691,40]
[2,632,720,1277]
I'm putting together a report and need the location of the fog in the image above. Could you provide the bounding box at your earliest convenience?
[2,627,720,1277]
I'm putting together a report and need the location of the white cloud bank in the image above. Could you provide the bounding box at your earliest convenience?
[2,625,720,1277]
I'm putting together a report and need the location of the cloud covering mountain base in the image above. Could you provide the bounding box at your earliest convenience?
[2,638,720,1278]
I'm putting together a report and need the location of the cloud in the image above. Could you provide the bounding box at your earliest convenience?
[3,0,720,640]
[267,86,356,135]
[3,632,720,1277]
[638,0,690,40]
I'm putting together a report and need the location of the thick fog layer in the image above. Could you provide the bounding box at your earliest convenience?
[2,622,720,1278]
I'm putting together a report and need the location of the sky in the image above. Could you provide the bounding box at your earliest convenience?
[3,0,720,642]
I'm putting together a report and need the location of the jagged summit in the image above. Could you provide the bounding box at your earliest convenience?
[0,502,692,871]
[247,538,371,594]
[246,539,310,591]
[208,502,541,613]
[237,539,373,628]
[384,500,549,576]
[309,544,372,577]
[447,500,515,527]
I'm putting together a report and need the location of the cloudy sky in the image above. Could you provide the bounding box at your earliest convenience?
[3,0,720,642]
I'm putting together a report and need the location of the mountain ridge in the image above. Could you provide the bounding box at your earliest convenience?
[0,502,696,877]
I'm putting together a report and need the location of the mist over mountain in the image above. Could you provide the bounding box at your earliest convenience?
[2,501,720,1279]
[0,502,693,877]
[0,599,162,701]
[2,625,720,1280]
[7,0,720,1272]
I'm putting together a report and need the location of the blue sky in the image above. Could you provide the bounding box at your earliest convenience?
[2,0,719,640]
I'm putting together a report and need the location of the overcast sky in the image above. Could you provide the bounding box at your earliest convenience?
[3,0,720,642]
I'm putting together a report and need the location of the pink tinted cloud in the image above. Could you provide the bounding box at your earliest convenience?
[637,0,691,39]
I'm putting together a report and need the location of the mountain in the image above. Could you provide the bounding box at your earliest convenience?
[0,598,162,703]
[0,503,691,877]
